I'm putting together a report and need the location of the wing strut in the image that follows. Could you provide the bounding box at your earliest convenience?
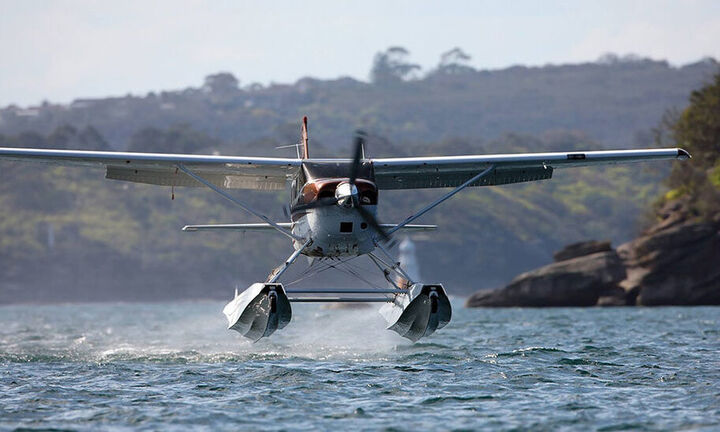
[176,164,303,241]
[267,238,312,283]
[387,164,496,235]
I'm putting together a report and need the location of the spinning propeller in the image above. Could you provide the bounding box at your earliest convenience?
[292,131,391,242]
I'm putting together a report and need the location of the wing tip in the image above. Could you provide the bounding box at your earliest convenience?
[677,148,691,160]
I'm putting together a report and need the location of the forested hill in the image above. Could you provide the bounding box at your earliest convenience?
[0,52,717,303]
[1,52,717,154]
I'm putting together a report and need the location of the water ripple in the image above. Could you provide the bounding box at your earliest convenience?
[0,302,718,431]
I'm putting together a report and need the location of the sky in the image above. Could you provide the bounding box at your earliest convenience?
[1,0,719,107]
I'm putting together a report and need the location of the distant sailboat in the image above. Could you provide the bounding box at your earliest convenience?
[393,237,421,289]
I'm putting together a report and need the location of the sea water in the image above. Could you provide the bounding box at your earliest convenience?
[1,301,718,431]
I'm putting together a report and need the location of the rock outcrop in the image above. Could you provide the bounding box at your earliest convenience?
[465,242,626,307]
[619,218,720,305]
[552,240,612,262]
[466,203,720,307]
[617,198,720,305]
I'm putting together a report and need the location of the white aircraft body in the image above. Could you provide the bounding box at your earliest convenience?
[0,117,690,342]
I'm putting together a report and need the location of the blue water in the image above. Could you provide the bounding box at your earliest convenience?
[1,301,718,431]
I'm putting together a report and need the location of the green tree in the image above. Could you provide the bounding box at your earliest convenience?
[370,46,421,85]
[660,72,720,219]
[203,72,240,93]
[433,47,475,75]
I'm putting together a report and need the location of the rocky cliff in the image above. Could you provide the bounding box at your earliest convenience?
[466,202,720,307]
[618,200,720,305]
[465,241,627,307]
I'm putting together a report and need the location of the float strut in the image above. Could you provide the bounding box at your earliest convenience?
[268,238,313,283]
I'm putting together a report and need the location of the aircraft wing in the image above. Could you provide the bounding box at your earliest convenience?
[371,148,690,190]
[182,223,437,232]
[0,148,302,190]
[0,147,690,191]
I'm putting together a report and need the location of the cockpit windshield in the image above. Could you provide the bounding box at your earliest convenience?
[302,161,373,181]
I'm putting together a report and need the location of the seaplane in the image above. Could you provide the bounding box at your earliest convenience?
[0,117,690,342]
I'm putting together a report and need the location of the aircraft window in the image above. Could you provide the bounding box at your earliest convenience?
[340,222,353,233]
[305,162,371,179]
[291,173,305,202]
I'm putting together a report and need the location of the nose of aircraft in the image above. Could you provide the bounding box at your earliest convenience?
[335,182,358,208]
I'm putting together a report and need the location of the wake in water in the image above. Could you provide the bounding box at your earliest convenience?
[0,301,410,363]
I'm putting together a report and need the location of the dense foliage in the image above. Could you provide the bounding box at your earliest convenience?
[0,53,717,302]
[1,52,716,152]
[658,73,720,219]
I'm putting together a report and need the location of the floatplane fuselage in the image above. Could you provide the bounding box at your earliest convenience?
[290,177,379,257]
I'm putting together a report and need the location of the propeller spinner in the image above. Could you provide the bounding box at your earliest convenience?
[292,131,391,241]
